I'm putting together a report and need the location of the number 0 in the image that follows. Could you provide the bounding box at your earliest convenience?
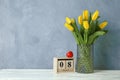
[59,62,64,67]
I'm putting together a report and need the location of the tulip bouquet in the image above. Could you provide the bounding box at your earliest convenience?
[64,10,108,73]
[64,10,108,45]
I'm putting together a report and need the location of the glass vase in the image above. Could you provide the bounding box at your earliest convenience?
[76,44,94,73]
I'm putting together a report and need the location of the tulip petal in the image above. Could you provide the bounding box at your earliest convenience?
[99,21,108,29]
[78,15,82,25]
[83,21,89,30]
[66,17,72,24]
[92,10,99,21]
[64,23,74,31]
[83,10,89,20]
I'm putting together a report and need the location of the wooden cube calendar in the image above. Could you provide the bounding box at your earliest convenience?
[53,57,74,73]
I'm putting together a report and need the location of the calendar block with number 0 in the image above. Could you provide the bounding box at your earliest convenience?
[53,57,74,73]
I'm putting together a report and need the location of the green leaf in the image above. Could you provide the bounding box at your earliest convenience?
[88,30,108,44]
[84,30,88,44]
[79,25,84,37]
[89,21,95,35]
[72,22,84,44]
[97,16,100,19]
[88,12,92,24]
[72,32,80,45]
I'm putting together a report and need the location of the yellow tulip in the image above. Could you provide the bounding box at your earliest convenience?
[71,18,75,24]
[65,17,72,24]
[64,23,74,31]
[83,10,89,20]
[78,15,82,25]
[92,10,99,21]
[99,21,108,29]
[83,21,89,30]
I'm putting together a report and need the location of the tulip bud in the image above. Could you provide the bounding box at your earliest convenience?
[99,21,108,29]
[83,21,89,30]
[66,17,72,24]
[78,15,83,25]
[83,10,89,20]
[71,18,75,24]
[64,23,74,31]
[92,10,99,21]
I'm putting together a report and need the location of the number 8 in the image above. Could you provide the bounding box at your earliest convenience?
[67,62,71,67]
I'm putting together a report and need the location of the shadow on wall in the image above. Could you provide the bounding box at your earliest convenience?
[94,26,120,70]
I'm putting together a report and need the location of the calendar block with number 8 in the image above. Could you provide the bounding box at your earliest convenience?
[53,57,74,73]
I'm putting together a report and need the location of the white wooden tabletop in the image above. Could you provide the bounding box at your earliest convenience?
[0,69,120,80]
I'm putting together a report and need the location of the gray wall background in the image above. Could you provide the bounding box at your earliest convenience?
[0,0,120,69]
